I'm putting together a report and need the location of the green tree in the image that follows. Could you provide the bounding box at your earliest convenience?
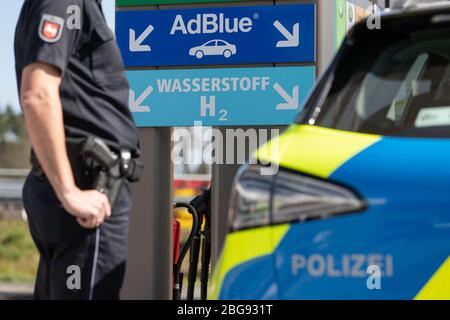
[0,104,30,169]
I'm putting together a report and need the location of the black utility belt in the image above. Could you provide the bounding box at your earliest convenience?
[31,136,143,208]
[81,136,143,183]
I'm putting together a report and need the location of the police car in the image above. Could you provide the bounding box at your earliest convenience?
[210,1,450,300]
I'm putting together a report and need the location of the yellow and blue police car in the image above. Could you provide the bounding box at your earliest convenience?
[210,1,450,300]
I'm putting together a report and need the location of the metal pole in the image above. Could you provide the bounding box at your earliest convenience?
[121,127,173,300]
[211,143,238,265]
[318,0,335,75]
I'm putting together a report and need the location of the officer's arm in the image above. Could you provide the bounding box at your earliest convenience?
[20,62,111,228]
[21,62,76,199]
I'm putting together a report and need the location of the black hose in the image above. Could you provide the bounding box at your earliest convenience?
[174,188,211,300]
[187,232,201,300]
[173,203,199,300]
[186,206,204,300]
[200,235,211,300]
[200,204,211,300]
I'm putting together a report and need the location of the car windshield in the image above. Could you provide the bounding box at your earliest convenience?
[301,26,450,138]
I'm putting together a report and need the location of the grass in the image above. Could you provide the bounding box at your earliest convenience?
[0,220,38,282]
[0,214,201,284]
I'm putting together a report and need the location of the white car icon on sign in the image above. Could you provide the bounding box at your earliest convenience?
[189,40,237,59]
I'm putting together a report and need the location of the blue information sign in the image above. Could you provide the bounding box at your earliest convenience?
[127,66,315,127]
[116,4,316,67]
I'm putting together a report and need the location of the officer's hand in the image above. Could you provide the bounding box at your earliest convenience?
[61,188,112,229]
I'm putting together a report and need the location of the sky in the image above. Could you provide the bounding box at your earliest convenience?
[0,0,116,113]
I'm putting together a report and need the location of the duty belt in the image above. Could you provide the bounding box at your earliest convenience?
[31,136,143,208]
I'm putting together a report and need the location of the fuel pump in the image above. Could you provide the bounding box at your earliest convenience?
[173,188,211,300]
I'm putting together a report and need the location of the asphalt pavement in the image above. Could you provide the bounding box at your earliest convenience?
[0,283,33,300]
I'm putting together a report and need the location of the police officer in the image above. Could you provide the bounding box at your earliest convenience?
[15,0,140,299]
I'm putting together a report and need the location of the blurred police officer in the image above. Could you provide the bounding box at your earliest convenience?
[15,0,140,300]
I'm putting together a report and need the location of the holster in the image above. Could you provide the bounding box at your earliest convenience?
[81,136,143,208]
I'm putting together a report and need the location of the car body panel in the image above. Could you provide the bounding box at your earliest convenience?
[209,224,289,300]
[256,125,380,179]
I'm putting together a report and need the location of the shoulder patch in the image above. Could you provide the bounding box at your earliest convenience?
[38,14,65,43]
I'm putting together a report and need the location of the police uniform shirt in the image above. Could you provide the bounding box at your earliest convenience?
[15,0,140,156]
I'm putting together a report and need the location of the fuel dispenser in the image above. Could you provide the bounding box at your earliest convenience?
[173,189,211,300]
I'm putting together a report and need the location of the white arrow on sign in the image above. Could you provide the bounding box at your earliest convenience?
[274,21,299,48]
[273,83,299,110]
[129,86,153,112]
[129,25,154,52]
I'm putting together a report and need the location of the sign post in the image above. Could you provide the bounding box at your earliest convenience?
[116,5,316,67]
[116,0,319,300]
[116,3,317,127]
[121,128,173,299]
[127,66,315,127]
